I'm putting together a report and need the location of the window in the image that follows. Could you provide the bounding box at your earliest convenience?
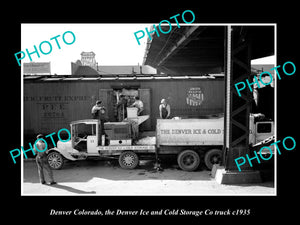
[257,123,272,133]
[74,123,96,138]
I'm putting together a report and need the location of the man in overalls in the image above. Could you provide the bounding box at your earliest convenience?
[159,99,171,119]
[34,134,56,185]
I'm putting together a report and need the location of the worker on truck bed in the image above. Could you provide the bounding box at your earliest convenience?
[116,94,127,121]
[99,107,108,145]
[131,96,144,115]
[159,98,171,119]
[91,100,103,119]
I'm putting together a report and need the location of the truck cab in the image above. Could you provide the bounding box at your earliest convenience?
[71,119,100,155]
[249,114,274,153]
[47,120,101,169]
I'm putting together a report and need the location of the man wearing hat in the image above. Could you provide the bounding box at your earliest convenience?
[34,134,56,185]
[91,100,103,119]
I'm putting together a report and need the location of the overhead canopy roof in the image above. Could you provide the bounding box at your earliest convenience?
[23,74,224,82]
[143,25,274,75]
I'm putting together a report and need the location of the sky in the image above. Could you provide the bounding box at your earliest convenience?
[251,55,275,65]
[21,24,275,75]
[21,24,149,74]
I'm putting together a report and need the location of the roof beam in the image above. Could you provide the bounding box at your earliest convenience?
[157,26,205,67]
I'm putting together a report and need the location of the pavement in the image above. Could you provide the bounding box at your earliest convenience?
[22,159,275,196]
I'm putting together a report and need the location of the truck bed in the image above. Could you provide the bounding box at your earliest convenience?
[156,118,224,146]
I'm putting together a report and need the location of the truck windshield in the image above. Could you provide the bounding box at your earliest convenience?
[257,123,272,133]
[73,123,96,138]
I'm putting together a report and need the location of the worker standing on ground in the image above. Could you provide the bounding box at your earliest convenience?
[91,100,102,119]
[159,99,171,119]
[131,96,144,115]
[34,134,56,185]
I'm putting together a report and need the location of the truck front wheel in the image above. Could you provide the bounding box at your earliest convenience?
[119,151,139,169]
[177,150,200,171]
[47,151,64,170]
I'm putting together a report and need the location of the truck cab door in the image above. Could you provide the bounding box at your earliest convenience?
[255,121,274,153]
[87,135,98,154]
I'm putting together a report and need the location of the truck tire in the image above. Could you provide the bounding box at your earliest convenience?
[204,149,222,170]
[47,151,64,170]
[119,151,139,169]
[177,150,200,171]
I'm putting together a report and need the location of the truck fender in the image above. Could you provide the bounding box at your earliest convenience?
[48,148,77,161]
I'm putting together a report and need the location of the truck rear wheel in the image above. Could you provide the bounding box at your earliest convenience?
[177,150,200,171]
[119,151,139,169]
[204,149,222,170]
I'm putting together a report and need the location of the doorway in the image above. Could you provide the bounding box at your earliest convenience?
[99,87,151,130]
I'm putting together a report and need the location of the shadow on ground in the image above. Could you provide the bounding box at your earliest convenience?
[46,183,96,194]
[23,158,212,184]
[23,157,274,189]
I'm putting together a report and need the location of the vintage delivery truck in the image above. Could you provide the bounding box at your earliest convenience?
[46,107,273,171]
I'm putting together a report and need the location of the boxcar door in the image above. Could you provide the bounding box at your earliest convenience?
[99,89,116,122]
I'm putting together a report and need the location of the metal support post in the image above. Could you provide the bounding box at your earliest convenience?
[214,26,261,184]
